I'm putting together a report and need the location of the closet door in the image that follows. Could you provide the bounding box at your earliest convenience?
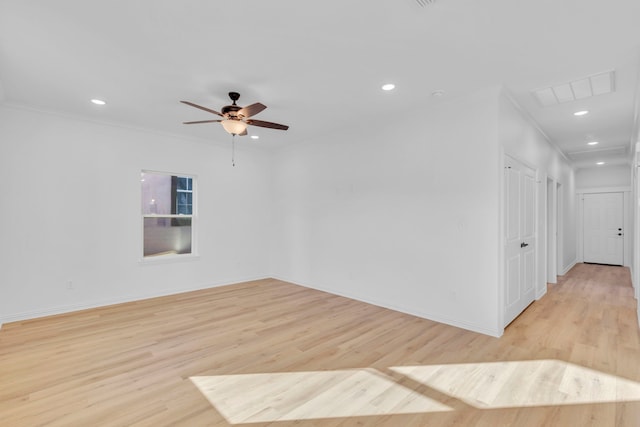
[504,156,537,327]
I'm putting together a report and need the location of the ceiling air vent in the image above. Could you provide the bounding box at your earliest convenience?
[415,0,436,7]
[532,70,616,107]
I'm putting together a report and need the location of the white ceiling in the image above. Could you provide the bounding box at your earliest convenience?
[1,0,639,168]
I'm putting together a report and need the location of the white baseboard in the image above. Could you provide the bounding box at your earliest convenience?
[0,275,269,326]
[271,275,503,338]
[560,259,578,276]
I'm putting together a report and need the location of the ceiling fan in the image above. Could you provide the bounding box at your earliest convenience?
[181,92,289,136]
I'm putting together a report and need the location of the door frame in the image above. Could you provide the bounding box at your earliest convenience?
[556,182,564,275]
[546,177,558,285]
[576,187,631,267]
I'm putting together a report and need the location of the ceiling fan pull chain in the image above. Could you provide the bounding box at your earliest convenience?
[232,134,236,167]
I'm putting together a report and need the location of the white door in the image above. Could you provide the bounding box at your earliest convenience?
[504,156,537,327]
[583,192,623,265]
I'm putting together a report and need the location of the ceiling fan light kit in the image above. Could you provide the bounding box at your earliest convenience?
[221,119,247,135]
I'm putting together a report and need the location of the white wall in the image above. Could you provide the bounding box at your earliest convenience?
[576,164,631,190]
[0,105,273,324]
[271,87,503,336]
[498,91,577,293]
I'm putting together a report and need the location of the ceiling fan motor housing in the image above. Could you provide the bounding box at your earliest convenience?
[221,104,242,118]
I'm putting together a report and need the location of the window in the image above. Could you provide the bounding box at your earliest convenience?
[141,171,196,259]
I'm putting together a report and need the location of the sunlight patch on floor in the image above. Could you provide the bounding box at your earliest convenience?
[190,368,452,424]
[391,359,640,409]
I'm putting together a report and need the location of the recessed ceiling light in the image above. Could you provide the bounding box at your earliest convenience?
[381,83,395,91]
[250,135,259,140]
[587,141,599,145]
[574,110,589,116]
[596,162,605,165]
[91,99,106,105]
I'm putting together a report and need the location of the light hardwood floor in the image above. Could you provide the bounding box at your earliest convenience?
[1,263,639,426]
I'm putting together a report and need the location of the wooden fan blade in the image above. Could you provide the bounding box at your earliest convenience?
[246,119,289,130]
[238,102,266,118]
[180,101,223,117]
[183,119,223,124]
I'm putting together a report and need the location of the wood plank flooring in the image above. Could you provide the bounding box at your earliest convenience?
[1,263,639,426]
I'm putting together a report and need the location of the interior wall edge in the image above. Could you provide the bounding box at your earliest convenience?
[0,275,270,326]
[271,275,503,338]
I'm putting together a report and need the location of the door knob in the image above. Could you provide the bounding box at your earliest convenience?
[618,228,622,231]
[618,233,623,236]
[520,242,529,248]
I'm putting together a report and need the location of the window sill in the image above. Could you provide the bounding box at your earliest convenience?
[139,253,200,265]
